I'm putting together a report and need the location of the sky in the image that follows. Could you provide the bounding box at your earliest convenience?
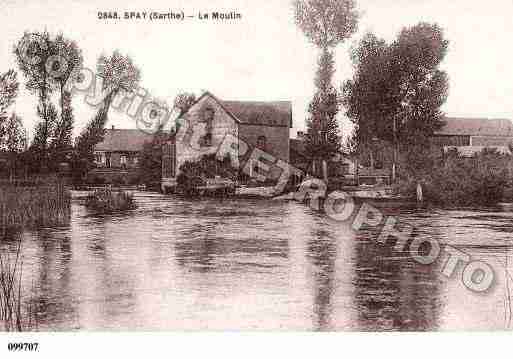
[1,0,513,140]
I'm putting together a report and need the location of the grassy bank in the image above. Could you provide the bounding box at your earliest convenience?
[0,182,71,228]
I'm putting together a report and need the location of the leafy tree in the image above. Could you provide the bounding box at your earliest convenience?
[173,92,196,132]
[49,34,83,168]
[342,23,449,176]
[96,50,141,117]
[29,101,58,173]
[3,113,26,152]
[304,50,340,166]
[293,0,359,49]
[293,0,359,180]
[1,113,26,180]
[49,92,74,168]
[0,70,19,131]
[136,125,170,187]
[14,31,56,173]
[72,106,108,183]
[72,51,141,183]
[174,92,196,116]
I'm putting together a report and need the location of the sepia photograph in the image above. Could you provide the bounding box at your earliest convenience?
[0,0,512,356]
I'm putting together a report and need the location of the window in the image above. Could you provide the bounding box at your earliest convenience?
[256,136,267,151]
[201,107,214,147]
[105,153,111,168]
[94,152,104,164]
[120,155,127,169]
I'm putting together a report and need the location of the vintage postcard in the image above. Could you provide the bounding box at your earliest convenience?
[0,0,512,356]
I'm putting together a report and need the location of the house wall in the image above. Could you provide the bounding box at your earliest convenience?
[431,135,471,147]
[91,151,140,184]
[238,124,290,181]
[470,136,513,147]
[94,151,139,169]
[238,124,290,163]
[162,141,176,178]
[175,95,238,175]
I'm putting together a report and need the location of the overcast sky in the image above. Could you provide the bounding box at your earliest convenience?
[1,0,513,140]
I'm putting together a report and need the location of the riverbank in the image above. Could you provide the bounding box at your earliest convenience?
[2,191,511,331]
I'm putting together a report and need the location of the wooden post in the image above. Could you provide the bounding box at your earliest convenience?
[355,158,359,187]
[322,160,328,184]
[416,182,423,203]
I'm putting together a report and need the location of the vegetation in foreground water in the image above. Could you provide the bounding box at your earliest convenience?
[0,181,71,228]
[85,188,137,214]
[0,233,36,332]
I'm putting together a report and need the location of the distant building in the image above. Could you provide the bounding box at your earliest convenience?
[91,127,155,183]
[289,131,357,180]
[432,117,513,155]
[290,131,309,172]
[162,91,292,190]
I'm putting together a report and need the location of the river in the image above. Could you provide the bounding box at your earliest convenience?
[2,191,513,331]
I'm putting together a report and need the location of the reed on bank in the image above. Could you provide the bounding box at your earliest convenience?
[0,182,71,228]
[0,239,36,332]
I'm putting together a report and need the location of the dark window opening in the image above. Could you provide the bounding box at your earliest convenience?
[256,136,267,151]
[201,107,214,147]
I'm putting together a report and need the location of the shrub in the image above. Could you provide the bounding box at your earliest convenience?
[397,148,510,206]
[177,154,237,195]
[85,189,137,214]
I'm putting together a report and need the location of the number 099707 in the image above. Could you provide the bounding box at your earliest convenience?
[7,343,39,352]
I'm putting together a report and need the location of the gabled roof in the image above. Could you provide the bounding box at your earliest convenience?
[94,129,154,152]
[435,117,513,137]
[222,100,292,127]
[180,91,292,128]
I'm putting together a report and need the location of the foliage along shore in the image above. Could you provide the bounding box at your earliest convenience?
[84,188,137,214]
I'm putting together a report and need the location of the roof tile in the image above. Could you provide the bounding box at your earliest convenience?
[94,129,154,152]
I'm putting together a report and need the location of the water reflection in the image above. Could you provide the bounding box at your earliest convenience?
[307,231,337,331]
[1,193,512,330]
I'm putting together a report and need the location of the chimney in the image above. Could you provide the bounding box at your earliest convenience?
[111,125,115,130]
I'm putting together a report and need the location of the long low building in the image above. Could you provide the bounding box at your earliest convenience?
[432,117,513,147]
[91,127,155,184]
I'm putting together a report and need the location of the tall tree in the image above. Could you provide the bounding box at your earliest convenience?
[173,92,196,132]
[0,69,19,141]
[174,92,196,116]
[49,92,74,168]
[72,106,108,183]
[342,23,449,178]
[49,34,83,167]
[294,0,359,180]
[14,31,56,173]
[72,51,141,182]
[137,124,168,188]
[2,113,26,180]
[96,50,141,122]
